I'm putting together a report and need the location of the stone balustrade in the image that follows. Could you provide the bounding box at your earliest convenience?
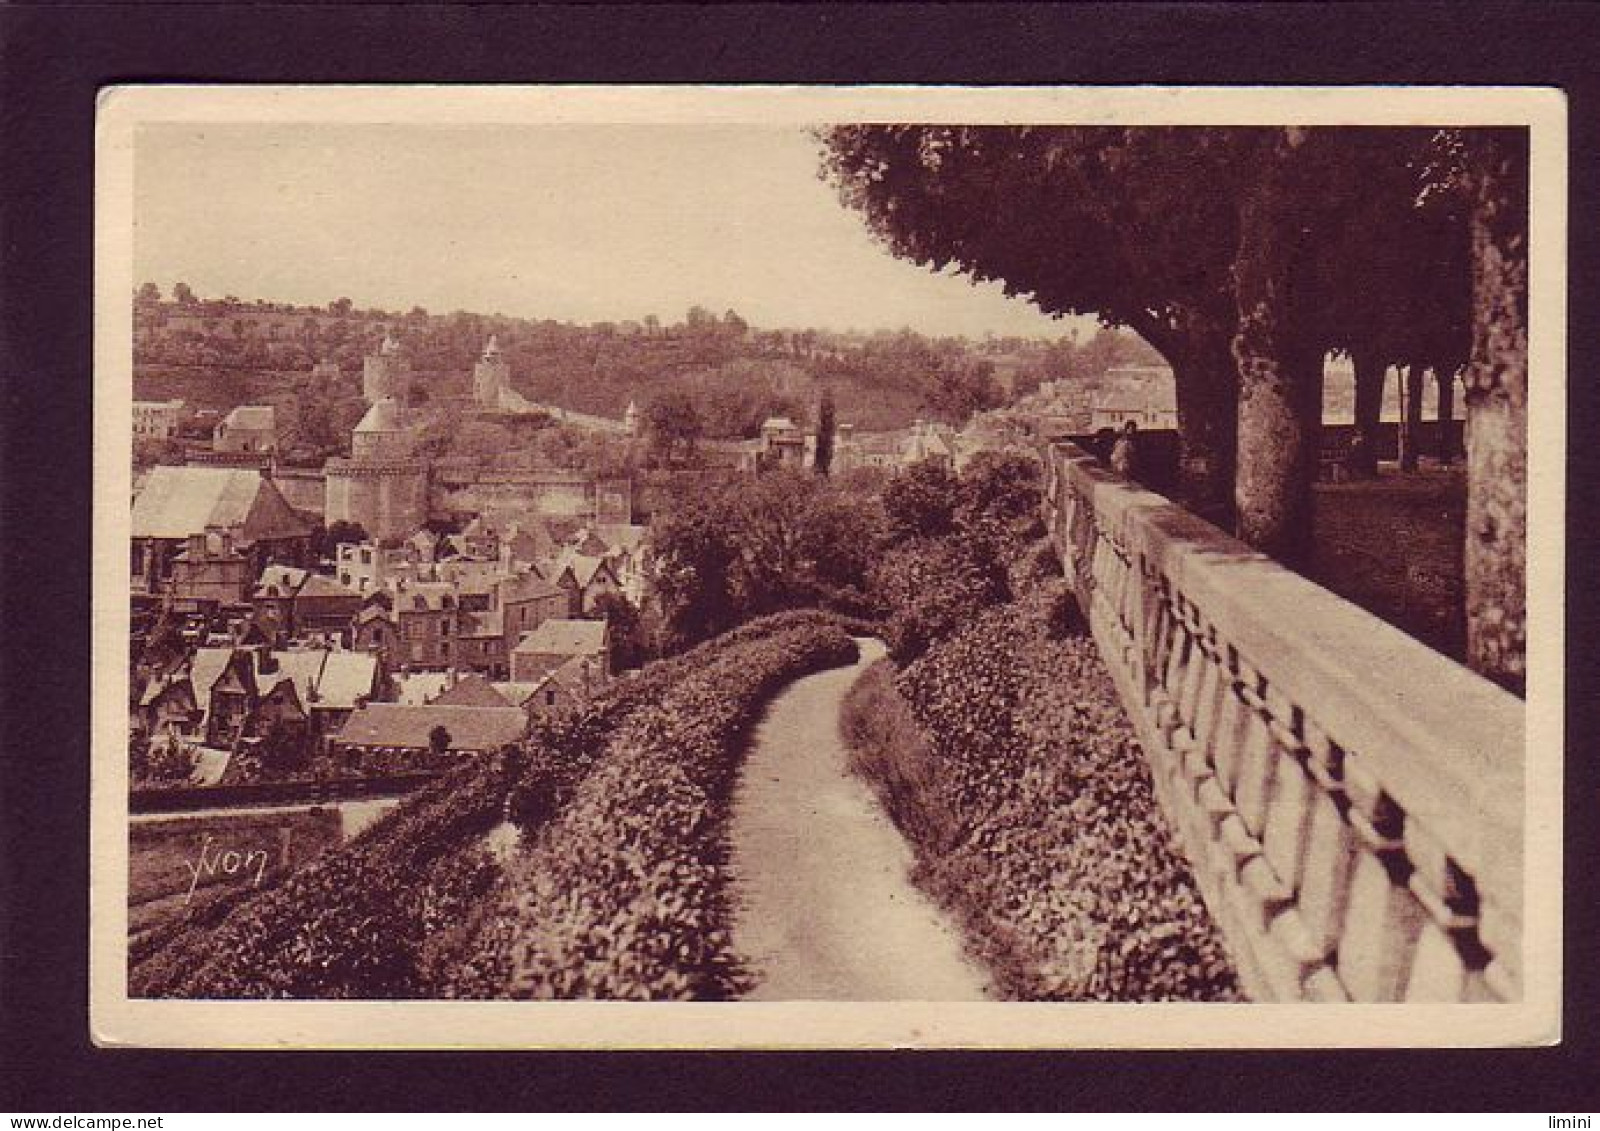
[1043,441,1524,1002]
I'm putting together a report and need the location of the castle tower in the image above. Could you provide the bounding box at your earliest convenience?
[473,334,509,409]
[323,395,428,542]
[362,330,412,404]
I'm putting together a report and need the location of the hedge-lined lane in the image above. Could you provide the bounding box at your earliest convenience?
[131,612,860,1000]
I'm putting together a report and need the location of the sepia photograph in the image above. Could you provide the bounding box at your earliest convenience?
[89,85,1564,1049]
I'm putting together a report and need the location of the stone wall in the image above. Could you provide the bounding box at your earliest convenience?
[325,460,428,543]
[1043,441,1524,1002]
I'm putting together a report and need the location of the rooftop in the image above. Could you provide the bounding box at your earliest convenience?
[220,405,276,432]
[335,703,528,752]
[431,674,513,708]
[132,465,311,543]
[513,618,607,656]
[355,397,406,434]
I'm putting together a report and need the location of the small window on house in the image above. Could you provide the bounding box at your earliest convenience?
[414,595,426,610]
[361,549,372,564]
[545,688,557,706]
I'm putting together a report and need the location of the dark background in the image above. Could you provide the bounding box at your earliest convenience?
[2,1,1597,1112]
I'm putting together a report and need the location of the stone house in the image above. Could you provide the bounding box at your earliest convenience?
[133,399,186,441]
[390,580,460,669]
[131,465,312,596]
[496,571,571,661]
[167,530,254,606]
[510,617,610,684]
[352,603,400,668]
[335,541,414,594]
[253,565,362,642]
[544,552,621,616]
[213,404,278,454]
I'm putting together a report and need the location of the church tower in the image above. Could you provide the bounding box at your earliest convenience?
[362,330,412,404]
[623,399,640,437]
[473,334,509,409]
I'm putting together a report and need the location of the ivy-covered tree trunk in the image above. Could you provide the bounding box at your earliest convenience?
[1351,347,1386,478]
[1463,132,1528,695]
[1399,363,1425,471]
[1436,368,1457,464]
[1231,136,1324,566]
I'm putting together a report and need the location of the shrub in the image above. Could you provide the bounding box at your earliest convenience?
[464,620,860,1000]
[132,610,867,1000]
[870,537,1010,662]
[841,588,1240,1002]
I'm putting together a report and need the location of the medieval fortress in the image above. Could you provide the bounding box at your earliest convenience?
[320,332,634,539]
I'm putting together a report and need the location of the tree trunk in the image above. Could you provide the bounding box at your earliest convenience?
[1351,347,1385,478]
[1399,363,1425,471]
[1231,137,1324,566]
[1463,133,1528,695]
[1169,323,1239,530]
[1436,368,1457,464]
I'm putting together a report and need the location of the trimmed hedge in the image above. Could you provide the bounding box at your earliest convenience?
[129,756,514,998]
[449,619,860,1000]
[844,573,1241,1002]
[130,611,861,1000]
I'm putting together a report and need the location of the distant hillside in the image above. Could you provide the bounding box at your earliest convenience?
[132,292,1161,435]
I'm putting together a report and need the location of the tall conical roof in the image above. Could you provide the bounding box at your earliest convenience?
[483,334,501,359]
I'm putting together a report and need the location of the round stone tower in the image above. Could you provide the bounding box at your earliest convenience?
[362,331,412,404]
[473,334,509,409]
[324,395,427,542]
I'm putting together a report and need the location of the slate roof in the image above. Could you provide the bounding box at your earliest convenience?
[270,649,378,711]
[489,681,544,708]
[551,552,613,590]
[594,524,647,554]
[356,604,394,625]
[430,674,513,708]
[497,572,567,605]
[335,703,528,751]
[355,397,405,433]
[391,581,457,612]
[296,573,360,601]
[132,466,311,542]
[513,618,606,656]
[255,565,310,598]
[220,405,276,433]
[187,645,377,713]
[395,671,451,705]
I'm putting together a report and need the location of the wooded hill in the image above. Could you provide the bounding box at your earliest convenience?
[132,291,1161,435]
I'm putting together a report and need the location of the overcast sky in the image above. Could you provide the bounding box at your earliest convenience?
[133,123,1091,340]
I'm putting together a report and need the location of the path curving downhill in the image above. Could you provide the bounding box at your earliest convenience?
[727,637,991,1001]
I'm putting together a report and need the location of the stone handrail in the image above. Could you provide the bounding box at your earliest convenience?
[1043,441,1524,1002]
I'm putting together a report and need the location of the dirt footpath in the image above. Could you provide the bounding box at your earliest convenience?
[727,638,991,1001]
